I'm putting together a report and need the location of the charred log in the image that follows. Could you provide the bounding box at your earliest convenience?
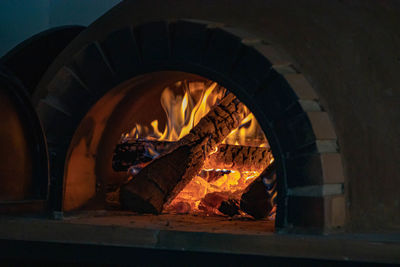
[112,139,175,171]
[240,162,276,219]
[205,144,272,172]
[180,93,246,150]
[218,199,240,217]
[120,93,245,214]
[113,141,271,173]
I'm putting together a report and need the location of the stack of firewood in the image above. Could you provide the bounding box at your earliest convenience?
[112,93,276,219]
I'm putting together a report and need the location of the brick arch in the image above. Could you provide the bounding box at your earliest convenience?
[35,20,345,231]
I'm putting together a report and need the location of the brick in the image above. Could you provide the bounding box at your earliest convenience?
[284,73,319,100]
[136,21,170,65]
[47,67,94,117]
[321,153,345,184]
[202,28,242,75]
[172,20,208,63]
[324,195,346,229]
[298,100,321,112]
[254,69,298,122]
[273,64,298,75]
[252,44,291,66]
[307,112,337,140]
[72,43,115,97]
[230,45,272,94]
[36,100,76,140]
[285,112,316,150]
[316,140,339,153]
[101,27,141,81]
[221,26,260,44]
[286,153,323,187]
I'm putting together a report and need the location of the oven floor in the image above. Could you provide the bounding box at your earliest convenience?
[63,210,275,235]
[0,212,399,264]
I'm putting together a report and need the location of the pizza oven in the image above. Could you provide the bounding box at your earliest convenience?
[0,0,399,264]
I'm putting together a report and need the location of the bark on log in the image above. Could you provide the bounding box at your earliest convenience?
[120,138,207,213]
[120,93,245,214]
[180,93,246,150]
[113,140,271,173]
[240,162,276,219]
[205,144,272,172]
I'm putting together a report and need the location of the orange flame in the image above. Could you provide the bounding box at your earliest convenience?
[123,80,273,216]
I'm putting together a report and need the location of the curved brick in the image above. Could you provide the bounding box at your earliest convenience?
[274,112,316,153]
[172,20,208,63]
[284,73,319,100]
[202,28,242,75]
[254,69,299,122]
[36,100,76,141]
[101,27,141,81]
[135,21,170,65]
[47,67,94,117]
[253,43,291,66]
[230,45,272,95]
[71,42,115,98]
[221,26,260,44]
[307,112,337,140]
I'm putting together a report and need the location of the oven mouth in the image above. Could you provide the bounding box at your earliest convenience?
[63,70,277,232]
[30,19,344,233]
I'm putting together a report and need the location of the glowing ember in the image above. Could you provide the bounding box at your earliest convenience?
[122,80,274,216]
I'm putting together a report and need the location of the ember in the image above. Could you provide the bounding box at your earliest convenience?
[114,80,275,219]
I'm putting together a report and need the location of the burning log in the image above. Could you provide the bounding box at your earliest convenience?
[240,162,276,219]
[206,144,272,172]
[112,139,175,171]
[120,93,246,214]
[179,93,246,149]
[218,199,241,217]
[113,141,271,173]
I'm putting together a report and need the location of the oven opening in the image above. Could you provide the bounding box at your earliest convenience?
[63,71,277,233]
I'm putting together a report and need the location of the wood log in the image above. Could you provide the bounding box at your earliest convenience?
[112,139,175,171]
[205,144,272,172]
[113,140,271,173]
[240,162,276,219]
[120,93,246,214]
[218,199,240,217]
[180,93,246,149]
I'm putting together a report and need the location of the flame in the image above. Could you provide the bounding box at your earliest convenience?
[122,80,274,216]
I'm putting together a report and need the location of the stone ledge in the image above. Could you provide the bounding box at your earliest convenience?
[0,216,398,264]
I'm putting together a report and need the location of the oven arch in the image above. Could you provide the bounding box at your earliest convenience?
[34,19,345,232]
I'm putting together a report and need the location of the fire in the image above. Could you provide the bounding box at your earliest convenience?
[122,80,273,216]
